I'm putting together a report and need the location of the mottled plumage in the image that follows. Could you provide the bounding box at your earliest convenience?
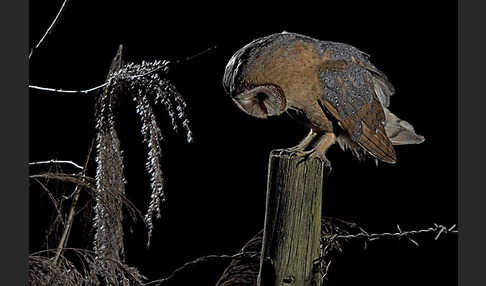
[223,32,424,166]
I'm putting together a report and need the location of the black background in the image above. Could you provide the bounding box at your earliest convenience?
[29,1,457,285]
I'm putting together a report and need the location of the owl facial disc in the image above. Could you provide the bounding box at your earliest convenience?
[232,85,287,119]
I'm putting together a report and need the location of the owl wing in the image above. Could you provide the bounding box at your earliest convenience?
[317,48,397,163]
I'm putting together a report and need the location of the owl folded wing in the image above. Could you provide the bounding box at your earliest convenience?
[318,56,397,163]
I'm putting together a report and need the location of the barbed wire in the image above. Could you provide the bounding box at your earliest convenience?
[318,223,458,280]
[143,222,457,285]
[333,223,457,245]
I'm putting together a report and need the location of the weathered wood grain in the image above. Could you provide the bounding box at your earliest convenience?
[258,150,325,286]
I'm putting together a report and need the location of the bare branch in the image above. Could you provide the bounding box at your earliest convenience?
[170,45,218,64]
[29,45,217,95]
[53,139,95,265]
[29,0,70,59]
[29,173,96,190]
[28,62,164,95]
[31,178,64,223]
[29,83,108,95]
[29,171,145,223]
[29,159,84,170]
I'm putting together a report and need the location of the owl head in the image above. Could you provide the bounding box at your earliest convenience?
[223,34,289,119]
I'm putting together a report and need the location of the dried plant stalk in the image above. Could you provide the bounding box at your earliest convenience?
[107,59,192,244]
[93,47,128,284]
[92,46,194,254]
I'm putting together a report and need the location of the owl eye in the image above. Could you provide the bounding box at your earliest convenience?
[256,92,267,102]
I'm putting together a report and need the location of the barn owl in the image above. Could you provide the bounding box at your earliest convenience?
[223,32,424,167]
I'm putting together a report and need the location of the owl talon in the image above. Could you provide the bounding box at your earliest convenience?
[272,148,332,171]
[309,152,332,172]
[272,148,300,158]
[272,148,312,159]
[295,150,315,165]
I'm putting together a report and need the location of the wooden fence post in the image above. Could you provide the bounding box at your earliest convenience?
[257,150,325,286]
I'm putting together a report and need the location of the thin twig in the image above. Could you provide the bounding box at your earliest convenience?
[29,0,70,59]
[29,173,95,189]
[31,247,93,257]
[29,159,84,170]
[170,45,217,64]
[321,259,332,280]
[29,171,145,223]
[53,139,95,265]
[29,83,108,95]
[32,178,64,226]
[144,252,261,286]
[29,45,217,95]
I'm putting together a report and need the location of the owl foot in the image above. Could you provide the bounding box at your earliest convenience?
[271,148,312,159]
[272,148,332,172]
[305,151,332,172]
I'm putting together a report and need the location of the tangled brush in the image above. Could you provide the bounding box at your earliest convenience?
[29,39,204,284]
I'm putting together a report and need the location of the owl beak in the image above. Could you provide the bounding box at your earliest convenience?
[233,93,269,119]
[232,85,287,119]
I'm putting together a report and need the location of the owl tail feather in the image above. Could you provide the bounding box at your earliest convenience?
[383,107,425,145]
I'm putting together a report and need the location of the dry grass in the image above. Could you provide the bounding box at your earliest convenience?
[30,45,193,285]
